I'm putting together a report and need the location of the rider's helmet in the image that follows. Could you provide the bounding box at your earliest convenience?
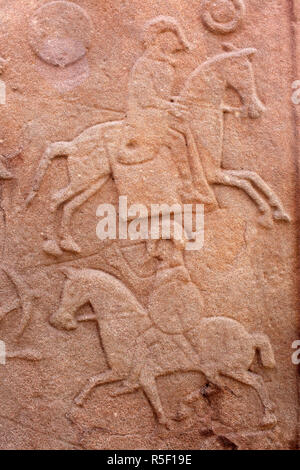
[142,16,192,51]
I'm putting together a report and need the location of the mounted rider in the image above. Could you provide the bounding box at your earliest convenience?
[110,16,213,213]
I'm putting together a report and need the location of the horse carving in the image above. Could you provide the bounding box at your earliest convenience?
[50,267,277,429]
[25,45,289,256]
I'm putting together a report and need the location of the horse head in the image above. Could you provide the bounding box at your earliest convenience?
[221,43,266,119]
[49,267,90,331]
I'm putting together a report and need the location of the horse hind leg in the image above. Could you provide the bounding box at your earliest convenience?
[40,185,80,257]
[176,369,235,423]
[59,176,110,254]
[176,381,220,422]
[26,141,72,207]
[75,370,123,407]
[221,369,277,429]
[215,172,273,228]
[226,170,290,222]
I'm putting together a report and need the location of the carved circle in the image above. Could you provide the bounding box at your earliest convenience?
[202,0,245,34]
[28,1,93,67]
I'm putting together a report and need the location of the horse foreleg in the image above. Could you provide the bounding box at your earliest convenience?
[139,364,170,428]
[214,172,273,228]
[59,176,110,253]
[74,370,123,407]
[221,369,277,429]
[50,185,79,213]
[226,170,290,222]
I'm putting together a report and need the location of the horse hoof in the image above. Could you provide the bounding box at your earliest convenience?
[49,204,58,213]
[158,417,172,430]
[273,210,291,223]
[258,213,273,229]
[74,395,85,407]
[43,240,63,257]
[60,238,81,254]
[261,412,277,429]
[49,313,78,331]
[0,169,13,180]
[180,190,212,205]
[174,405,192,422]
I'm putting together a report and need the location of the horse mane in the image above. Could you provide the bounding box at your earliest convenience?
[182,46,257,94]
[201,47,256,70]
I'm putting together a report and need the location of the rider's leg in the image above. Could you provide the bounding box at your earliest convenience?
[167,128,214,204]
[167,128,194,185]
[172,333,200,368]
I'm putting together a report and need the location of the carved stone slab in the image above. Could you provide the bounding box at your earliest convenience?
[0,0,298,450]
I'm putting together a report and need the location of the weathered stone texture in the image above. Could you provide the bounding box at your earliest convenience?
[0,0,299,450]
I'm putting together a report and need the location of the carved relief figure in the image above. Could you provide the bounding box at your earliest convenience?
[26,20,289,257]
[0,150,36,337]
[118,16,205,203]
[179,42,290,227]
[25,17,214,256]
[22,15,282,433]
[49,262,277,429]
[0,57,42,370]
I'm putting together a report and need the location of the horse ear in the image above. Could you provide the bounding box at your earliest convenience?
[60,267,78,279]
[222,43,238,52]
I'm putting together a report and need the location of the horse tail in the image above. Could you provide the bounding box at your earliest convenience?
[25,141,72,207]
[252,333,276,369]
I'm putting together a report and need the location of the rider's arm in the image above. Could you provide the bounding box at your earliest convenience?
[130,60,171,110]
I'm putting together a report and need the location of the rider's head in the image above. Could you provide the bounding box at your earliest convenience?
[147,237,185,269]
[143,16,192,55]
